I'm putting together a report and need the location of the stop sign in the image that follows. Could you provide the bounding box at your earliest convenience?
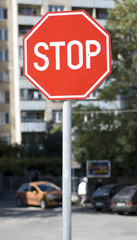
[23,11,111,100]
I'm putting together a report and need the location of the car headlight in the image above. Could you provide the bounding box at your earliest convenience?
[45,194,55,199]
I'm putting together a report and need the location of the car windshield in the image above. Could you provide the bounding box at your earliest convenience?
[38,183,60,192]
[116,188,136,197]
[93,186,111,197]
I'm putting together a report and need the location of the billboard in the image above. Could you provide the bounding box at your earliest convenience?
[86,160,111,178]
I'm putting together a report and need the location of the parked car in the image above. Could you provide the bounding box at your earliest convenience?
[91,184,124,211]
[16,181,62,209]
[111,185,137,214]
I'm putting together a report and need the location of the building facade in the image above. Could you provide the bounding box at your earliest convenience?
[72,0,114,27]
[0,0,116,145]
[0,0,71,145]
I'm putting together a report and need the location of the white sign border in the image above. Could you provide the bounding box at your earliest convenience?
[86,160,111,178]
[24,11,111,100]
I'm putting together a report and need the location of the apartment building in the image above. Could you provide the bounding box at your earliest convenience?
[71,0,123,113]
[72,0,115,27]
[0,0,116,145]
[0,0,71,145]
[0,0,17,144]
[72,0,114,99]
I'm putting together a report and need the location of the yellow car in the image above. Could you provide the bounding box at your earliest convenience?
[16,181,62,209]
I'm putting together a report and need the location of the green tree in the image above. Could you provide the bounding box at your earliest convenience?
[99,0,137,101]
[72,105,120,176]
[100,0,137,175]
[72,0,137,177]
[0,130,62,176]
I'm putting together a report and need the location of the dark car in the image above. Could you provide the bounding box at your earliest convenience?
[111,185,137,214]
[16,181,62,209]
[91,184,124,211]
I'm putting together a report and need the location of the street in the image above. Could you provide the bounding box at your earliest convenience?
[0,201,137,240]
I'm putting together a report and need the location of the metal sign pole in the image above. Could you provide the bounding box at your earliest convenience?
[62,100,72,240]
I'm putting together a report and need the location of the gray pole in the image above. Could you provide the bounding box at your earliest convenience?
[62,100,72,240]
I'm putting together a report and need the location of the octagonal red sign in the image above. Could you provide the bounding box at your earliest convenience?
[23,11,111,100]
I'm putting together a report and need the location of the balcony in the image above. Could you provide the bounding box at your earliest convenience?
[20,79,36,89]
[21,121,46,132]
[18,15,41,26]
[18,36,23,45]
[95,0,114,8]
[96,19,106,28]
[71,0,114,9]
[20,100,45,111]
[18,0,42,5]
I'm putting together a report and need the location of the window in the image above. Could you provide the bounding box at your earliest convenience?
[96,9,108,19]
[4,29,8,40]
[0,71,9,82]
[38,183,59,192]
[5,113,9,124]
[19,46,23,59]
[5,50,8,61]
[0,50,2,61]
[20,89,44,100]
[0,8,7,20]
[52,110,62,123]
[0,91,9,103]
[30,186,37,192]
[21,111,44,122]
[0,92,5,103]
[20,89,28,99]
[20,67,23,77]
[19,25,33,35]
[19,7,38,15]
[92,90,97,97]
[0,112,9,124]
[22,184,30,192]
[0,29,8,41]
[0,49,8,61]
[87,91,97,99]
[49,5,64,12]
[0,133,10,143]
[5,91,9,103]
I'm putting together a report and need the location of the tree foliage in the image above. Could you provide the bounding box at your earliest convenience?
[72,0,137,177]
[98,0,137,101]
[0,130,62,177]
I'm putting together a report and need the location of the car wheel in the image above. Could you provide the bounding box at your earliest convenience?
[95,208,102,212]
[16,197,23,207]
[40,199,47,209]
